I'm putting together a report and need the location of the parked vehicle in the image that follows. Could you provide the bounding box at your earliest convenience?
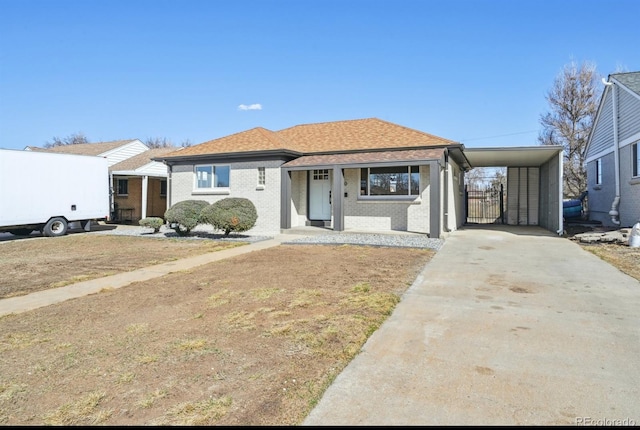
[0,149,109,237]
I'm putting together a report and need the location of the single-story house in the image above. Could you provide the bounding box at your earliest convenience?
[155,118,564,238]
[26,140,172,223]
[584,71,640,227]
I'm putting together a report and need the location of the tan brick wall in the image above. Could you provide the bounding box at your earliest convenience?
[146,178,167,218]
[113,177,142,223]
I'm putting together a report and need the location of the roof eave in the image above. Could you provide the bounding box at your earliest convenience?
[152,148,303,164]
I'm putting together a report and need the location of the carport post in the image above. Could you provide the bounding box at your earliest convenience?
[429,160,441,238]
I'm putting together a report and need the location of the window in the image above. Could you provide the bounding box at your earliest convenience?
[313,169,329,180]
[360,166,420,197]
[257,167,266,186]
[633,142,639,177]
[116,179,128,196]
[195,165,230,189]
[160,180,167,197]
[595,158,602,185]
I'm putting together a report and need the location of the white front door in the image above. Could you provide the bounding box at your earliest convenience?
[309,169,331,220]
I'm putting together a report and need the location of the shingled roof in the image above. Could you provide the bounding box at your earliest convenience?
[27,140,139,156]
[611,71,640,95]
[160,118,458,159]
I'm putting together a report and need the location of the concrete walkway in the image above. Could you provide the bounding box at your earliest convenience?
[303,225,640,426]
[0,234,308,317]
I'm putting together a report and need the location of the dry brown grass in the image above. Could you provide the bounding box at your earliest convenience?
[0,234,244,298]
[581,243,640,282]
[0,241,433,425]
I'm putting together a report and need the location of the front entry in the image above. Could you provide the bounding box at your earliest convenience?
[309,169,332,220]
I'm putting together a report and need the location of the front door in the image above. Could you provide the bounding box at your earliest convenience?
[309,169,331,220]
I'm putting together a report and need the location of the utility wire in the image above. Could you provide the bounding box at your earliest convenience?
[460,129,539,142]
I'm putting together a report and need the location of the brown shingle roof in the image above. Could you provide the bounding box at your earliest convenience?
[28,140,139,156]
[283,148,446,167]
[161,127,294,158]
[278,118,456,153]
[160,118,457,159]
[110,147,177,172]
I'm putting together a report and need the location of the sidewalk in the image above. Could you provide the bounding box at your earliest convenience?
[0,234,307,317]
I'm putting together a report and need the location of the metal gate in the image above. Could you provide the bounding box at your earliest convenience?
[465,184,505,224]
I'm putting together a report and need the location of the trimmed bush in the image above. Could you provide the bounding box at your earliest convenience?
[164,200,209,236]
[138,217,164,233]
[199,198,258,237]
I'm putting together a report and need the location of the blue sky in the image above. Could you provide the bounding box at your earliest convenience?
[1,0,638,151]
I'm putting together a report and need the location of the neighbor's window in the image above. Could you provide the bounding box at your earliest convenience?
[160,180,167,197]
[360,166,420,197]
[195,165,230,189]
[116,179,128,196]
[633,142,639,177]
[258,167,266,186]
[596,158,602,185]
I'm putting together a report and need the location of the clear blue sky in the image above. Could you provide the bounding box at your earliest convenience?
[1,0,638,151]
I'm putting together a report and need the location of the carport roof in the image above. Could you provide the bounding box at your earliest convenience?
[464,146,563,168]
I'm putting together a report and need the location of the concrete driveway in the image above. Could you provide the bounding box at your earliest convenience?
[303,226,640,426]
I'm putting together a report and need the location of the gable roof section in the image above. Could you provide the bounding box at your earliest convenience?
[28,140,139,156]
[611,72,640,96]
[585,71,640,161]
[110,147,177,173]
[160,118,458,160]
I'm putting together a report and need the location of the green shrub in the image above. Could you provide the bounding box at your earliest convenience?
[199,198,258,237]
[164,200,209,236]
[138,217,164,233]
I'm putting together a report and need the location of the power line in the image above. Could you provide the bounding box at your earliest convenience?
[460,129,539,142]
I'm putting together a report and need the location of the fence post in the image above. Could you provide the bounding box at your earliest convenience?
[500,183,505,224]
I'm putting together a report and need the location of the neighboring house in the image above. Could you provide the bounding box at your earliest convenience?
[585,72,640,227]
[156,118,563,237]
[26,140,172,223]
[110,147,178,222]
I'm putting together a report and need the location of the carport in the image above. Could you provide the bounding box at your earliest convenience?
[463,146,564,234]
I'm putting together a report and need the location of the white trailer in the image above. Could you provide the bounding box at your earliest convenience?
[0,149,109,237]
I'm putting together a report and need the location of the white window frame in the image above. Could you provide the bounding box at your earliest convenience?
[595,158,602,185]
[116,178,128,196]
[257,167,266,188]
[193,164,230,194]
[359,165,420,200]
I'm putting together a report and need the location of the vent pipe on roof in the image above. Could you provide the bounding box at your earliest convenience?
[602,78,621,225]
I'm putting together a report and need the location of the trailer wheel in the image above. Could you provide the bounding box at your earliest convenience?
[43,217,68,237]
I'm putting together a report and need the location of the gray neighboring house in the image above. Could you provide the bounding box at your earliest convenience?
[585,72,640,227]
[155,118,563,237]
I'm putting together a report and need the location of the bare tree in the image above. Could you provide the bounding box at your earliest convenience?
[45,132,90,148]
[144,137,175,148]
[465,167,487,189]
[180,139,193,148]
[538,61,601,198]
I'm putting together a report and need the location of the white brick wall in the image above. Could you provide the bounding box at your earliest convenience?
[170,160,284,234]
[343,166,430,233]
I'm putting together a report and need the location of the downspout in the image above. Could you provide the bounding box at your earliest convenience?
[443,150,450,232]
[603,78,621,225]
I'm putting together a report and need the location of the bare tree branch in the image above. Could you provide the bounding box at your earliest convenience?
[538,60,601,198]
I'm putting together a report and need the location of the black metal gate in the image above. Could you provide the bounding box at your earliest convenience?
[465,184,505,224]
